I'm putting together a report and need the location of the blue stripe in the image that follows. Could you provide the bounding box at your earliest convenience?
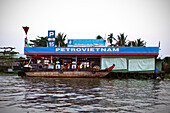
[24,47,159,54]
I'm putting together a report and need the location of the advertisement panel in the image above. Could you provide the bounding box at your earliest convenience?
[68,39,105,47]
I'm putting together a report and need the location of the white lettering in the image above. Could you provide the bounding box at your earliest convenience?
[66,48,70,51]
[95,48,100,51]
[90,48,95,51]
[56,47,119,53]
[61,48,65,51]
[113,48,119,51]
[101,48,106,52]
[82,48,87,51]
[71,48,76,51]
[107,48,112,51]
[56,48,61,51]
[69,40,72,44]
[49,32,54,36]
[76,48,81,52]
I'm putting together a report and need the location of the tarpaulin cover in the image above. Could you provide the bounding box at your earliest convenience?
[101,58,127,70]
[128,58,155,71]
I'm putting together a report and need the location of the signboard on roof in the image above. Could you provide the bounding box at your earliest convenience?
[24,47,159,55]
[48,30,55,38]
[48,41,55,47]
[68,39,105,47]
[48,30,55,47]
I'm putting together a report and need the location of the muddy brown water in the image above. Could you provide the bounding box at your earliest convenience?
[0,74,170,113]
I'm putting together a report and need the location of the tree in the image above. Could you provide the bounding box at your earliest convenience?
[0,47,19,56]
[96,35,103,39]
[30,36,48,47]
[55,32,67,47]
[8,47,15,51]
[107,33,114,46]
[135,38,145,47]
[29,33,67,47]
[128,41,136,47]
[127,38,145,47]
[113,33,128,47]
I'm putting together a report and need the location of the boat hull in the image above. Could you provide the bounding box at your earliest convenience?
[25,71,109,78]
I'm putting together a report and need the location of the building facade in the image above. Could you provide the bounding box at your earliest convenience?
[24,46,159,73]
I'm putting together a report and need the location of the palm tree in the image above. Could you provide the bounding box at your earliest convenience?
[30,36,48,47]
[55,32,67,47]
[128,41,136,47]
[113,33,128,47]
[135,38,145,47]
[107,33,114,46]
[127,38,145,47]
[96,35,103,39]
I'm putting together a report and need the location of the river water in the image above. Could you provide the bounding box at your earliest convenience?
[0,74,170,113]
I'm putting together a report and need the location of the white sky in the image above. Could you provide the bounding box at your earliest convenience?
[0,0,170,58]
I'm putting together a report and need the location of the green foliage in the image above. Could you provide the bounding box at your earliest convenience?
[96,35,103,39]
[19,57,25,60]
[0,47,15,51]
[165,74,170,79]
[55,32,67,47]
[164,57,170,62]
[135,38,145,46]
[0,47,19,56]
[107,33,114,46]
[128,38,145,47]
[30,36,48,47]
[108,33,145,47]
[0,47,21,71]
[127,41,136,47]
[114,33,128,47]
[9,51,19,55]
[164,57,170,68]
[28,32,145,48]
[30,33,67,47]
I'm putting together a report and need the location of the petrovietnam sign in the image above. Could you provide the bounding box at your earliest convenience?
[24,47,159,55]
[56,47,119,52]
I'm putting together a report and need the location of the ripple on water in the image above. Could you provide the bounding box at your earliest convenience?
[0,76,170,113]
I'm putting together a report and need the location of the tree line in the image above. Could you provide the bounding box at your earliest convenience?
[29,32,67,47]
[29,32,145,47]
[0,47,19,56]
[97,33,145,47]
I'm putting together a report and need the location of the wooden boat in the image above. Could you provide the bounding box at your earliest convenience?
[18,64,115,78]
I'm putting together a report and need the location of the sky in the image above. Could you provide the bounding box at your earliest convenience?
[0,0,170,58]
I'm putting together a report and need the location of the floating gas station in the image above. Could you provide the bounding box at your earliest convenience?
[23,29,159,74]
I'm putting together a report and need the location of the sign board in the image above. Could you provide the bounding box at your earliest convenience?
[68,39,105,47]
[48,30,55,47]
[48,41,55,47]
[24,47,159,55]
[48,30,55,38]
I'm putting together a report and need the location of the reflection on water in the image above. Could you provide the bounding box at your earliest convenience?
[0,75,170,113]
